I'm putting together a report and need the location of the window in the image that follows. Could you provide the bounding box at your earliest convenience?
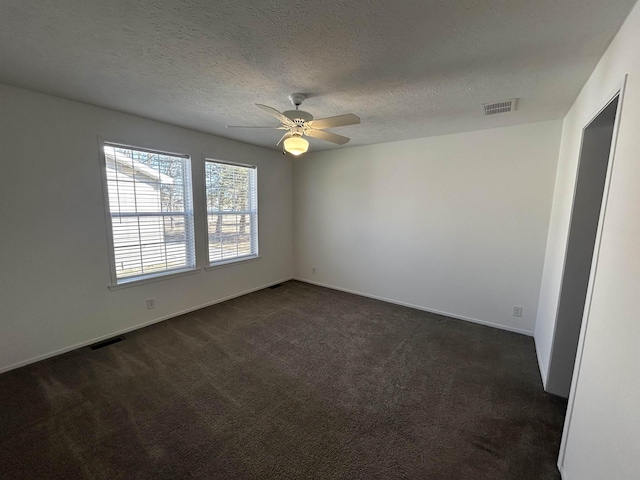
[102,143,195,284]
[205,160,258,265]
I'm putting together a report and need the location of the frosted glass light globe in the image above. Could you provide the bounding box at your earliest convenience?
[284,136,309,156]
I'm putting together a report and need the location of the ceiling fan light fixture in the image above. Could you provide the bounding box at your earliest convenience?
[284,135,309,156]
[228,96,359,152]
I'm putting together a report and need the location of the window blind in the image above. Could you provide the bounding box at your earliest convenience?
[103,144,195,282]
[205,160,258,264]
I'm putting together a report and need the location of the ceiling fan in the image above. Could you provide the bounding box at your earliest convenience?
[227,93,360,156]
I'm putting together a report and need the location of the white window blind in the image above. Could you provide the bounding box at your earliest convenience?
[205,160,258,265]
[103,143,195,283]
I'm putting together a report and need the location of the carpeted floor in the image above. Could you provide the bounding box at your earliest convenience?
[0,280,566,479]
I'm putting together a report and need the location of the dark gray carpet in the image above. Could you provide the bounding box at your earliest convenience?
[0,280,566,479]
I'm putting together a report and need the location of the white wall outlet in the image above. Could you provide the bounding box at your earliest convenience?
[513,306,523,317]
[312,266,317,274]
[146,298,155,309]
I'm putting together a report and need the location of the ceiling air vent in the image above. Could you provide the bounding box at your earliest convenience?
[483,99,516,116]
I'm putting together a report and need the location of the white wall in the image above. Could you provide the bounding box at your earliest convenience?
[293,121,562,335]
[0,84,293,372]
[533,1,640,478]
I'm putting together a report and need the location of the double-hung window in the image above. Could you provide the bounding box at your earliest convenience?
[102,143,196,285]
[205,160,258,265]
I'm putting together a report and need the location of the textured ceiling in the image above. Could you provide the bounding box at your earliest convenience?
[0,0,637,151]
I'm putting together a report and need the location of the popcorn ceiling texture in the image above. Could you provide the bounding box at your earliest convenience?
[0,0,636,150]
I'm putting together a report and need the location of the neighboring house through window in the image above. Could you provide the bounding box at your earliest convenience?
[205,160,258,265]
[101,143,195,285]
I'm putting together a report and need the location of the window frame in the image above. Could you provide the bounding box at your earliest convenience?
[203,158,259,268]
[98,139,199,288]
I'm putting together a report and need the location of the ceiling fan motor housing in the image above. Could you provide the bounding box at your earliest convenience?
[282,110,313,122]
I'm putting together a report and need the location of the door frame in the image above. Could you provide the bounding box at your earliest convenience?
[557,74,628,474]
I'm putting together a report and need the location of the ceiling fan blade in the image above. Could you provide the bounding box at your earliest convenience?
[306,129,350,145]
[308,113,360,129]
[226,125,287,129]
[256,104,295,126]
[276,131,291,146]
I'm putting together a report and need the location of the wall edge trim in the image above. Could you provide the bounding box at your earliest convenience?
[558,462,567,480]
[535,334,550,387]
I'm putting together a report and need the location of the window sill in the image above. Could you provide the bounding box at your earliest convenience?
[205,255,261,271]
[108,267,201,290]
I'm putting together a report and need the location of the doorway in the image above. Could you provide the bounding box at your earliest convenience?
[545,95,620,397]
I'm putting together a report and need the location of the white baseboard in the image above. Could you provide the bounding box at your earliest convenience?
[2,277,533,374]
[293,277,534,337]
[0,277,293,374]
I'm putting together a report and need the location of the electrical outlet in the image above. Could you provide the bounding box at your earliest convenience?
[312,266,317,274]
[146,298,155,309]
[513,306,523,317]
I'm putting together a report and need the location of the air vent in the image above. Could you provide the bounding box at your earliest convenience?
[268,283,283,289]
[483,99,516,116]
[90,336,125,350]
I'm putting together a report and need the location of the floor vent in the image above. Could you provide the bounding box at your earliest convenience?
[268,283,283,289]
[483,98,516,115]
[90,336,125,350]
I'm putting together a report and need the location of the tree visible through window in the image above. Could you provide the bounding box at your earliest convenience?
[205,160,258,264]
[103,144,195,283]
